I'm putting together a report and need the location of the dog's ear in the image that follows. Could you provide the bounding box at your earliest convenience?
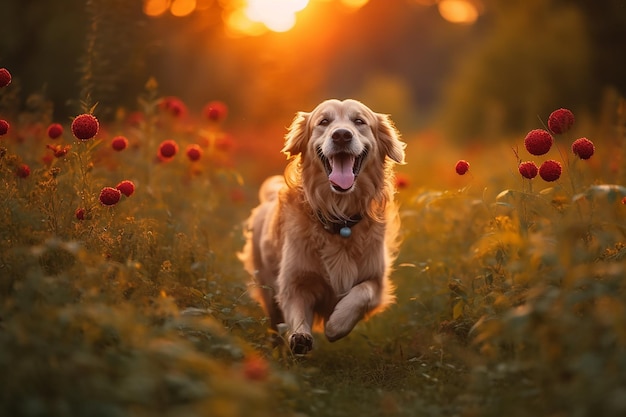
[282,111,310,158]
[376,113,406,164]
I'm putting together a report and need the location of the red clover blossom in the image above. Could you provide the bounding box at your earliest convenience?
[571,137,595,160]
[71,114,99,140]
[548,108,575,134]
[518,161,538,179]
[524,129,553,156]
[455,160,470,175]
[539,160,562,182]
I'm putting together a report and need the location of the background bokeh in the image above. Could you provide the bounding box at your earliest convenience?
[2,0,625,143]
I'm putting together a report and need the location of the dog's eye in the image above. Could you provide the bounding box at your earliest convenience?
[319,118,330,126]
[354,118,366,126]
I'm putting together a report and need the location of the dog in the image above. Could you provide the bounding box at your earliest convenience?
[239,99,406,354]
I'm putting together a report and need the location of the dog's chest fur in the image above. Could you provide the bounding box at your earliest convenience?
[278,187,386,297]
[310,216,384,296]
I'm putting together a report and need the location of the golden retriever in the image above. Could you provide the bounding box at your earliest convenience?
[239,99,406,354]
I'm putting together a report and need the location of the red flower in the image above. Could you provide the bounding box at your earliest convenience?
[111,136,128,151]
[215,134,235,152]
[158,96,187,118]
[115,180,135,197]
[16,164,30,178]
[518,161,538,179]
[230,188,245,203]
[99,187,122,206]
[524,129,553,156]
[243,355,269,381]
[158,139,179,159]
[0,68,11,88]
[395,173,410,189]
[0,119,9,136]
[539,160,562,182]
[47,123,64,139]
[71,114,99,140]
[548,108,575,135]
[126,111,144,127]
[203,100,228,123]
[185,144,203,161]
[75,207,86,220]
[571,137,594,160]
[455,160,470,175]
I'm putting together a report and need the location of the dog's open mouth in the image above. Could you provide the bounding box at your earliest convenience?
[318,147,367,192]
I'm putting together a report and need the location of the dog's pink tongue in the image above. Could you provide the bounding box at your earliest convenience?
[329,155,356,190]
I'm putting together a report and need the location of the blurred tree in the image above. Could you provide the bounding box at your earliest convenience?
[436,0,592,142]
[571,0,626,99]
[0,1,87,117]
[80,0,148,117]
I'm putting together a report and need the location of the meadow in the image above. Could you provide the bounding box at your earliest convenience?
[1,67,626,417]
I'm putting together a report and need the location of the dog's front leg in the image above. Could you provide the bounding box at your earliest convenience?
[277,271,318,354]
[325,279,381,342]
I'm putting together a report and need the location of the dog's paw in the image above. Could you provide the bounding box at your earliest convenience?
[289,333,313,354]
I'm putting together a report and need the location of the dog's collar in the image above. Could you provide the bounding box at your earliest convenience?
[316,212,363,238]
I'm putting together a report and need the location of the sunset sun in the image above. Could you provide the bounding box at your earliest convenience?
[244,0,309,32]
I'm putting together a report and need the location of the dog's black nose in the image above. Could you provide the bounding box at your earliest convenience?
[331,129,353,144]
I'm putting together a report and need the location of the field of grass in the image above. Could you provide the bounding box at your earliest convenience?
[2,69,626,417]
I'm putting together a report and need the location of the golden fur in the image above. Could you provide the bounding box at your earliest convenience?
[239,99,406,354]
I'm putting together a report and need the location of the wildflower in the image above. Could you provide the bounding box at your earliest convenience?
[99,187,122,206]
[71,114,99,140]
[518,161,538,179]
[115,180,135,197]
[47,123,64,139]
[158,96,187,118]
[185,144,202,161]
[75,207,86,220]
[0,119,9,136]
[395,172,410,189]
[455,160,470,175]
[126,111,144,127]
[0,68,11,88]
[548,108,575,134]
[203,100,228,123]
[111,136,128,151]
[243,355,269,381]
[46,143,71,158]
[215,134,235,152]
[539,160,562,182]
[158,139,179,159]
[571,137,595,160]
[230,188,245,203]
[524,129,553,156]
[16,164,30,178]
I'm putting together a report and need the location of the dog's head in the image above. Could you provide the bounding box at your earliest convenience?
[282,99,405,194]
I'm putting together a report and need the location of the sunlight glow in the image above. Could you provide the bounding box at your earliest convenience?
[144,0,171,17]
[224,8,266,37]
[340,0,369,9]
[170,0,197,17]
[438,0,480,24]
[244,0,309,33]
